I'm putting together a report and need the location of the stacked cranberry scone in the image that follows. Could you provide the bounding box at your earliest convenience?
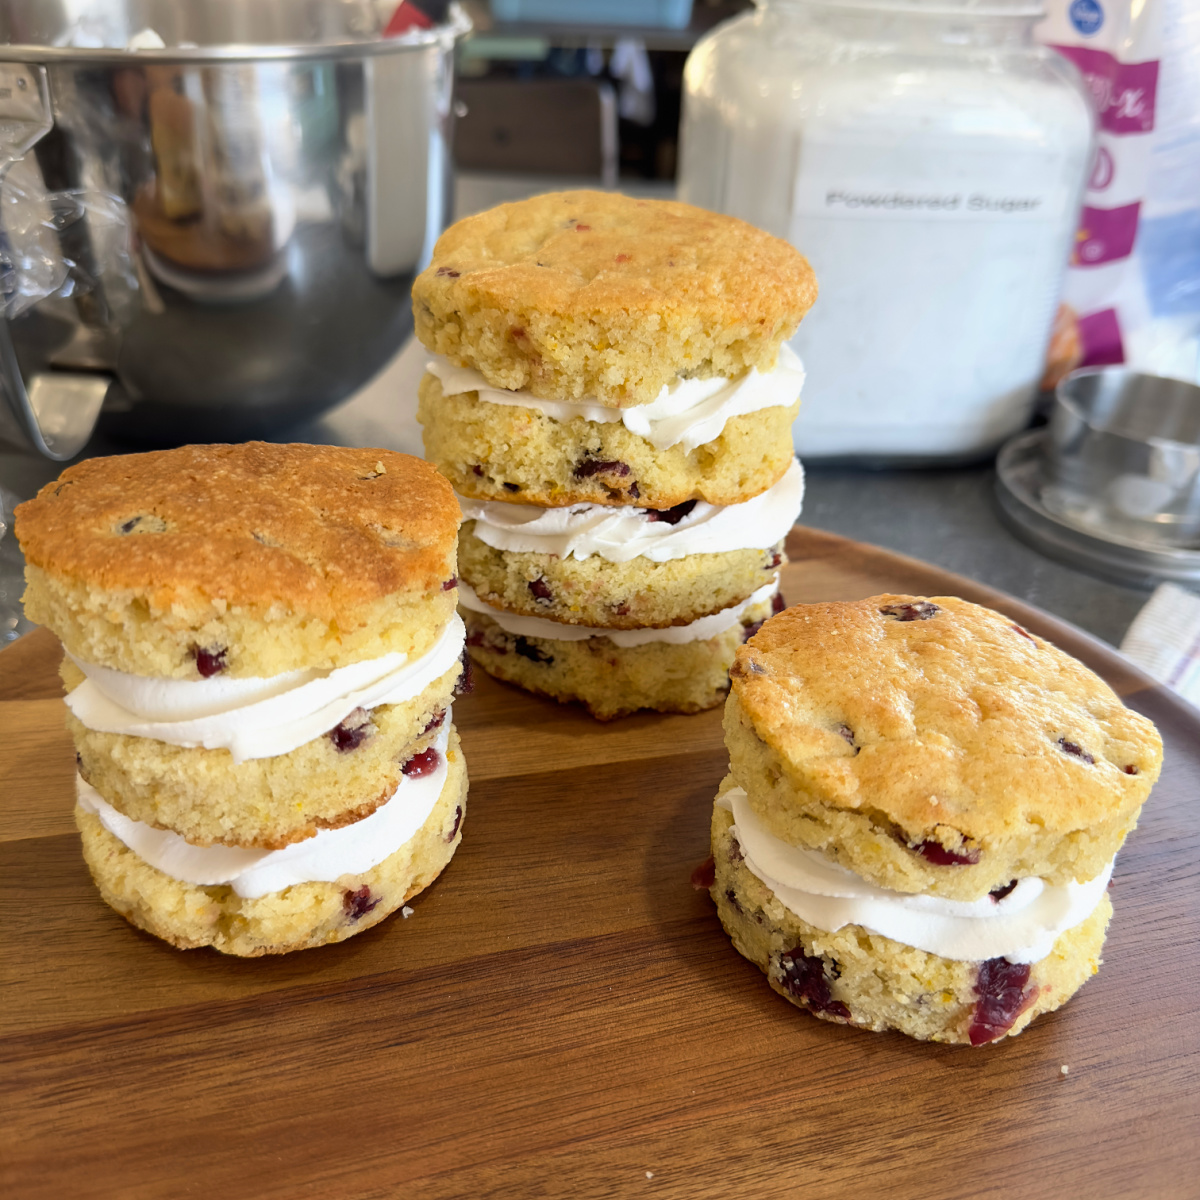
[710,594,1162,1044]
[414,190,817,718]
[16,443,470,955]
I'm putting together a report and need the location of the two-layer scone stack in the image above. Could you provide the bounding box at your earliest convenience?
[15,443,469,956]
[413,191,817,719]
[710,595,1163,1044]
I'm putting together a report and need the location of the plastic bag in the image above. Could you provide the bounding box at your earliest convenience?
[1037,0,1200,384]
[0,153,137,320]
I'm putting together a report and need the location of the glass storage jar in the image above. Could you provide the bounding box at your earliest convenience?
[680,0,1094,463]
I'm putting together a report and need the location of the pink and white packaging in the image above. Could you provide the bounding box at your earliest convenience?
[1037,1,1200,382]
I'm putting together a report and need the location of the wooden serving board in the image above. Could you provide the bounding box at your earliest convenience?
[2,528,1197,1199]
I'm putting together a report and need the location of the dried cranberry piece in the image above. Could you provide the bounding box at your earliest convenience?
[778,947,852,1021]
[403,748,441,777]
[1122,764,1139,775]
[615,253,630,263]
[612,602,630,616]
[729,657,767,679]
[880,601,940,622]
[329,708,373,752]
[422,709,446,736]
[435,266,460,277]
[742,620,764,642]
[1012,624,1037,643]
[628,482,640,499]
[472,465,483,477]
[455,645,476,693]
[342,886,380,921]
[528,577,553,603]
[192,644,227,677]
[913,838,980,866]
[645,500,697,525]
[728,835,744,865]
[446,805,463,842]
[442,576,457,591]
[514,637,553,664]
[1058,737,1095,764]
[574,458,630,480]
[575,223,592,231]
[836,724,856,748]
[990,880,1019,902]
[690,856,716,890]
[771,592,786,615]
[768,551,783,569]
[968,958,1035,1045]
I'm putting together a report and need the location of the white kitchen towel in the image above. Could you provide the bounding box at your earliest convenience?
[1120,582,1200,704]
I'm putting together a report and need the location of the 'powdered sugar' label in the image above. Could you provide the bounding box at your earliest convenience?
[792,171,1071,225]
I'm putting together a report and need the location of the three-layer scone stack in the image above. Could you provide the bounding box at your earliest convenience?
[710,594,1163,1044]
[413,191,818,719]
[15,443,469,956]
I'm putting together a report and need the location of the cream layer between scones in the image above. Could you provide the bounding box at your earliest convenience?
[64,615,466,763]
[460,459,804,563]
[720,787,1115,965]
[426,346,806,455]
[459,580,780,646]
[77,720,455,899]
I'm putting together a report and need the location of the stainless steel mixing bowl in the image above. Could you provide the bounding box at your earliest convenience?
[0,0,468,459]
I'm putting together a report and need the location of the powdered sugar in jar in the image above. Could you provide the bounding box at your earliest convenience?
[680,0,1094,462]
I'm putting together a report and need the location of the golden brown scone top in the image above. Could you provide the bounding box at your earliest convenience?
[412,190,817,405]
[731,594,1162,840]
[16,444,459,618]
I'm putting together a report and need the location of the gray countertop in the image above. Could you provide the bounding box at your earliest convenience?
[800,463,1149,646]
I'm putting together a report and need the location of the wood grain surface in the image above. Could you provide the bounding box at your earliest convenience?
[2,527,1197,1199]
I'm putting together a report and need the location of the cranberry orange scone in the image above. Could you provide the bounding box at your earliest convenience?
[711,594,1162,1045]
[414,191,816,718]
[16,443,472,955]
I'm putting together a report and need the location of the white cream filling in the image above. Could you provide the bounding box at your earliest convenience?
[75,721,452,900]
[459,459,804,564]
[426,344,805,454]
[721,787,1113,964]
[65,615,466,764]
[459,579,778,648]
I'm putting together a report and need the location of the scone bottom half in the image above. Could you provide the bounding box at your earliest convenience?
[704,593,1162,1045]
[77,727,470,957]
[707,795,1111,1047]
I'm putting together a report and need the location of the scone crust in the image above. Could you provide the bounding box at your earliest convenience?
[65,658,460,849]
[76,727,468,957]
[727,595,1162,900]
[463,594,773,720]
[710,800,1109,1045]
[460,525,783,629]
[413,190,817,406]
[17,443,460,676]
[419,372,799,509]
